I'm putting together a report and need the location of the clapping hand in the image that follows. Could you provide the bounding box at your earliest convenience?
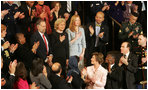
[9,43,18,53]
[89,25,94,35]
[9,59,17,74]
[99,32,104,38]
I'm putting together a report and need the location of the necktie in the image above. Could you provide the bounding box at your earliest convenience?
[42,34,48,55]
[123,54,126,59]
[67,1,71,13]
[96,23,101,27]
[29,8,31,16]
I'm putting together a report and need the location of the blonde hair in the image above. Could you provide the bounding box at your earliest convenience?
[69,15,81,32]
[54,18,66,30]
[1,24,6,32]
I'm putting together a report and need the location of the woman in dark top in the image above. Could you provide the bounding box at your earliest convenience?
[50,1,64,31]
[50,18,69,78]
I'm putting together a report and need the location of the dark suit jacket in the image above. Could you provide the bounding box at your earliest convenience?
[85,21,109,58]
[30,31,52,60]
[1,72,15,89]
[119,52,138,89]
[18,3,38,35]
[14,43,36,70]
[49,74,72,89]
[1,39,12,74]
[104,63,122,89]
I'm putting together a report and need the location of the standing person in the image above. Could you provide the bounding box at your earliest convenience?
[50,18,69,78]
[66,15,86,71]
[134,34,147,88]
[81,52,108,89]
[85,11,109,66]
[119,12,143,48]
[50,1,64,31]
[123,1,138,22]
[118,42,138,89]
[30,19,53,65]
[35,1,53,35]
[18,1,37,43]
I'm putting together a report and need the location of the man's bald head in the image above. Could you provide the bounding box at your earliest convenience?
[95,11,105,24]
[52,62,62,74]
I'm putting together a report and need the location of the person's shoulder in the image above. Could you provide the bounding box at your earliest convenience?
[100,65,108,73]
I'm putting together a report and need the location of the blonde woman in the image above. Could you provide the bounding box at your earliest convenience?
[50,18,69,78]
[66,15,86,71]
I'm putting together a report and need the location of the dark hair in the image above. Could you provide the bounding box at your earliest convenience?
[36,19,46,26]
[15,62,27,81]
[31,58,44,76]
[131,12,139,17]
[15,33,24,43]
[126,42,132,51]
[92,52,104,64]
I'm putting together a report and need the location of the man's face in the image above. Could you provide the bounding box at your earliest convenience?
[138,35,147,46]
[18,34,26,45]
[37,22,46,34]
[120,42,129,54]
[26,1,34,8]
[95,13,104,24]
[129,15,138,24]
[105,54,115,64]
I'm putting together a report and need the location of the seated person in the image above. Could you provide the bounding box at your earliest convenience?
[30,58,52,89]
[49,62,72,89]
[67,56,84,89]
[81,52,108,89]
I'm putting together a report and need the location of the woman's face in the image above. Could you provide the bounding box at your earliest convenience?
[58,22,66,31]
[55,3,60,11]
[91,55,97,65]
[1,29,7,38]
[74,17,80,26]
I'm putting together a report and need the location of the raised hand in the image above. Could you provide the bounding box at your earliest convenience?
[2,41,10,50]
[9,59,17,74]
[32,41,40,54]
[99,32,104,38]
[14,12,20,19]
[9,43,18,53]
[89,25,94,35]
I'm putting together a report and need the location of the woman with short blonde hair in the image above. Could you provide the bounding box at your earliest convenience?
[54,18,66,30]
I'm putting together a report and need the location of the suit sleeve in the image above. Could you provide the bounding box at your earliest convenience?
[127,54,138,73]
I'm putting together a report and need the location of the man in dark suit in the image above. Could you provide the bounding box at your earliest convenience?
[85,11,109,66]
[118,42,138,89]
[49,62,72,89]
[30,19,52,65]
[18,1,38,43]
[104,51,122,89]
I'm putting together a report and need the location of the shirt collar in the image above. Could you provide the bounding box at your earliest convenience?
[95,22,101,27]
[125,51,130,58]
[38,31,44,36]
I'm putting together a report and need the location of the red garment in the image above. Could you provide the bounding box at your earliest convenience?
[42,34,48,55]
[13,78,29,89]
[35,4,53,34]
